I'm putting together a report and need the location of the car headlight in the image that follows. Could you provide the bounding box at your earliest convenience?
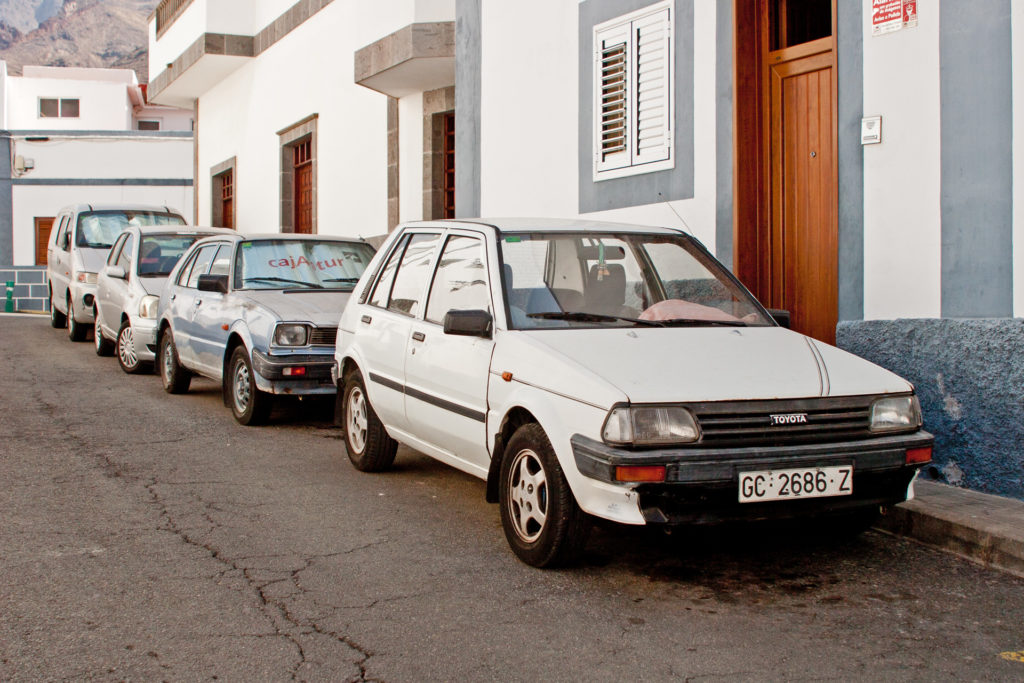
[602,405,700,446]
[274,323,310,346]
[870,395,922,432]
[77,272,98,284]
[138,295,159,319]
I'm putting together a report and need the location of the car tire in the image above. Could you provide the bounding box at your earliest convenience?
[67,296,87,342]
[228,346,272,425]
[94,313,114,356]
[116,319,147,374]
[499,423,591,568]
[342,369,397,472]
[49,289,66,328]
[159,331,191,394]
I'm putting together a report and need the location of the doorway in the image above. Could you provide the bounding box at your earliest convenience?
[735,0,838,343]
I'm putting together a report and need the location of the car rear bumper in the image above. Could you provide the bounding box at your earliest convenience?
[571,431,933,524]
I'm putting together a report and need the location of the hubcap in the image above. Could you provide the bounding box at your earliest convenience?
[346,386,368,454]
[118,326,138,369]
[507,449,548,542]
[94,316,102,350]
[162,340,174,386]
[67,299,74,332]
[232,358,252,414]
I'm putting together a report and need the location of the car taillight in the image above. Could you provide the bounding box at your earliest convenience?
[906,447,932,465]
[614,465,666,483]
[282,367,306,377]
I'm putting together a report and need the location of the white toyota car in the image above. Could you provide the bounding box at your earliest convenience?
[334,219,933,567]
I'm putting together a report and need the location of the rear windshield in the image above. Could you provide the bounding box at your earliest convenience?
[234,239,374,290]
[137,234,204,277]
[76,210,186,248]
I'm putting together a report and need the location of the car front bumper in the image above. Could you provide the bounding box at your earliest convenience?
[251,350,337,396]
[70,282,97,322]
[571,431,934,525]
[132,318,159,362]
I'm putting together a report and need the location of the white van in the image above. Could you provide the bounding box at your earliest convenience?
[46,204,186,341]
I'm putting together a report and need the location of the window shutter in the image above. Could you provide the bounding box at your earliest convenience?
[632,8,672,166]
[595,23,632,173]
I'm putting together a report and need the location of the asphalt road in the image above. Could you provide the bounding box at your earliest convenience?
[2,314,1023,681]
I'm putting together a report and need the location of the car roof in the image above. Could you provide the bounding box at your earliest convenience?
[194,232,371,243]
[59,203,185,215]
[398,217,685,235]
[130,225,234,236]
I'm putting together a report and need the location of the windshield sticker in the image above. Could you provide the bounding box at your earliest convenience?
[268,256,346,270]
[504,236,522,243]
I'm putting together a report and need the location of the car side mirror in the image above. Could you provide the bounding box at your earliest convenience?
[443,309,492,338]
[197,274,229,294]
[105,265,127,280]
[767,308,791,329]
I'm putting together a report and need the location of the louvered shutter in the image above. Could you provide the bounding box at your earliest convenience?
[631,8,672,166]
[595,23,632,173]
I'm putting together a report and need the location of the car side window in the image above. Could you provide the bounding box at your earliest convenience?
[184,245,219,288]
[107,233,127,266]
[55,216,69,251]
[425,235,490,324]
[386,233,441,317]
[176,249,199,286]
[116,234,134,271]
[368,234,410,308]
[209,245,232,278]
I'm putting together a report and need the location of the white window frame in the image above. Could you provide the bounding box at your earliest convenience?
[38,97,80,118]
[592,0,674,182]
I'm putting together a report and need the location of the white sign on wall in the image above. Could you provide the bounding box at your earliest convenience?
[872,0,917,36]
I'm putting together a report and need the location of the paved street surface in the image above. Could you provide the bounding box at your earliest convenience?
[2,314,1023,681]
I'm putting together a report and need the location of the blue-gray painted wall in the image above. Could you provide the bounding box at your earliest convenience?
[838,319,1024,501]
[0,135,12,265]
[940,0,1013,318]
[714,0,733,269]
[837,0,864,323]
[454,0,481,218]
[577,0,694,213]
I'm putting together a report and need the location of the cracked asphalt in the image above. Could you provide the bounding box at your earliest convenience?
[2,314,1023,681]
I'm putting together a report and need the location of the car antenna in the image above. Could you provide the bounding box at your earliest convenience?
[658,192,692,234]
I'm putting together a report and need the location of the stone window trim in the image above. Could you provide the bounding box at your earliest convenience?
[278,114,318,234]
[211,156,236,229]
[423,86,455,220]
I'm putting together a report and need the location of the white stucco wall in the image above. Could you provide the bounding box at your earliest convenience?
[398,93,424,222]
[861,1,942,320]
[1014,0,1024,317]
[195,1,388,237]
[12,136,193,180]
[6,77,134,130]
[475,0,718,249]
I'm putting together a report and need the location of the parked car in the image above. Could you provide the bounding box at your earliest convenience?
[94,225,235,373]
[334,219,934,567]
[46,204,187,341]
[156,233,375,424]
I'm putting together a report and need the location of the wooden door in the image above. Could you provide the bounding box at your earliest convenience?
[441,112,455,219]
[294,139,313,234]
[35,217,54,266]
[220,169,234,229]
[768,38,837,343]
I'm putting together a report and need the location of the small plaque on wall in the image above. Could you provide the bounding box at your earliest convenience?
[861,116,882,145]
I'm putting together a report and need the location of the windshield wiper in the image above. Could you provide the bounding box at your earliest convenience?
[655,317,748,327]
[527,311,663,327]
[243,276,323,289]
[321,277,360,283]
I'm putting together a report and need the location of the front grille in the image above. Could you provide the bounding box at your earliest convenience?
[308,326,337,346]
[689,396,876,448]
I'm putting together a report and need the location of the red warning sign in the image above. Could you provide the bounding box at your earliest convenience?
[872,0,903,35]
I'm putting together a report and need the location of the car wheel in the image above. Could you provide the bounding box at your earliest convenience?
[116,320,147,374]
[159,331,191,394]
[342,369,397,472]
[67,296,87,342]
[94,313,114,356]
[49,289,66,328]
[228,346,272,425]
[499,423,591,568]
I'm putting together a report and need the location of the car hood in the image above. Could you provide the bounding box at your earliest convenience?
[138,276,169,296]
[514,326,913,404]
[237,289,352,326]
[77,247,111,273]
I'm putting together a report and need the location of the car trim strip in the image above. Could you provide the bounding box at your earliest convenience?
[369,372,486,423]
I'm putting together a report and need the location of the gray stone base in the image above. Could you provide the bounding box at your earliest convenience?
[0,266,49,313]
[837,318,1024,501]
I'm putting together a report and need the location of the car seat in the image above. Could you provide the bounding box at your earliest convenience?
[585,263,629,316]
[139,242,162,275]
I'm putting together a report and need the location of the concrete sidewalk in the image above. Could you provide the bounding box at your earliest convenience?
[876,479,1024,579]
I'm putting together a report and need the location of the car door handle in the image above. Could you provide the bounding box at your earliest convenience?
[411,331,425,342]
[170,294,176,301]
[360,315,372,324]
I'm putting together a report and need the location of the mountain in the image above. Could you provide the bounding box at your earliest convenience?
[0,0,62,33]
[0,0,158,83]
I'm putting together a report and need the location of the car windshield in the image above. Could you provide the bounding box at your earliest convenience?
[137,234,205,277]
[76,210,186,248]
[235,239,374,290]
[499,231,773,329]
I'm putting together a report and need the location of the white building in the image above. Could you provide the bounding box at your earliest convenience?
[146,0,1024,498]
[0,63,195,282]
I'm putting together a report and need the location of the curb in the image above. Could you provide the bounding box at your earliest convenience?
[875,480,1024,579]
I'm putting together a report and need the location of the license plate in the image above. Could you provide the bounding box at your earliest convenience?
[738,465,853,503]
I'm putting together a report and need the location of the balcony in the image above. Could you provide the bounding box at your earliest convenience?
[354,21,455,98]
